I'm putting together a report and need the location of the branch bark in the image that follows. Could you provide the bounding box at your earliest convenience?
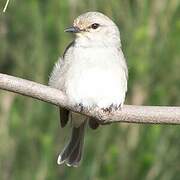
[0,73,180,125]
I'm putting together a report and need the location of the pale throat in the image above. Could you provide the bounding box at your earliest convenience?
[74,34,120,48]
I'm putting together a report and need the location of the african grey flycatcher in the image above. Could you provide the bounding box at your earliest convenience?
[49,12,128,167]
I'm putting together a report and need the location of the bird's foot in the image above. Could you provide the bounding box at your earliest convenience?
[102,104,122,113]
[74,103,84,112]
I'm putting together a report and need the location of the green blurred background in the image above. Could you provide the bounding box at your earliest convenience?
[0,0,180,180]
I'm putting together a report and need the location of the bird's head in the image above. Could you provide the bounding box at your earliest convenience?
[65,12,121,47]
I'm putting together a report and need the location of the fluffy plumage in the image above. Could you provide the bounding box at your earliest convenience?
[49,11,128,167]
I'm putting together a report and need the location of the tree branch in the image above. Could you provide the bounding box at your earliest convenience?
[0,73,180,125]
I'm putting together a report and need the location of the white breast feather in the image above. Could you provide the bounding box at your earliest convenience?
[64,47,127,108]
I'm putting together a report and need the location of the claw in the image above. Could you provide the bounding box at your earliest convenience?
[101,104,122,113]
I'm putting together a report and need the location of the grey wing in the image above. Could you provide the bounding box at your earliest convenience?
[49,41,74,127]
[49,41,74,89]
[49,56,70,127]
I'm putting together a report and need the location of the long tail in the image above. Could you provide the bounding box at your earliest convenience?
[57,121,86,167]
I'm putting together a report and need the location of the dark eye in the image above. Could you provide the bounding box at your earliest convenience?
[91,23,100,29]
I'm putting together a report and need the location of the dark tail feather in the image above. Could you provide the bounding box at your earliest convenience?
[57,121,86,167]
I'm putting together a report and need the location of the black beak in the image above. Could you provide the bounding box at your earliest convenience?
[64,26,81,33]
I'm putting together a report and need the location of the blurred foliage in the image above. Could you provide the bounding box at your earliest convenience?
[0,0,180,180]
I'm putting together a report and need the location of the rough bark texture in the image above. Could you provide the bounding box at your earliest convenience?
[0,73,180,125]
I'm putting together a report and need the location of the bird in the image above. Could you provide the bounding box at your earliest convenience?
[49,11,128,167]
